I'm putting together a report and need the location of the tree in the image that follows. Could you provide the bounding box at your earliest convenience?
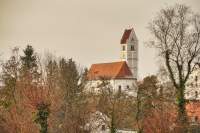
[96,79,135,133]
[22,84,50,133]
[0,47,40,133]
[143,103,177,133]
[0,46,90,133]
[21,45,37,70]
[136,75,178,133]
[34,102,50,133]
[136,75,160,132]
[58,58,89,132]
[0,48,21,132]
[20,45,39,82]
[148,4,200,130]
[0,47,20,107]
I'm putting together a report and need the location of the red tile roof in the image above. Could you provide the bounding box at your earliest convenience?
[87,61,133,80]
[120,28,133,44]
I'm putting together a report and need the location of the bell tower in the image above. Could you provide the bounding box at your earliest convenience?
[120,28,138,80]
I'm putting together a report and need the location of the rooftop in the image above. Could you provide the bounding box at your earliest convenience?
[120,28,133,44]
[87,61,133,80]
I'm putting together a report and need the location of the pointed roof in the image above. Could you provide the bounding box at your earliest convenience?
[87,61,133,80]
[120,28,133,44]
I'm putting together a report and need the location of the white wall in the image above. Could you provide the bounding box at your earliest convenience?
[85,79,137,97]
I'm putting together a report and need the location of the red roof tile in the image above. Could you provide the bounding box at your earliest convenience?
[87,61,133,80]
[120,28,133,44]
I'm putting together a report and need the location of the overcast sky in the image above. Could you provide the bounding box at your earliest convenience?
[0,0,200,79]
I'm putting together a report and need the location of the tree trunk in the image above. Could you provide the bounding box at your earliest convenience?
[177,86,188,132]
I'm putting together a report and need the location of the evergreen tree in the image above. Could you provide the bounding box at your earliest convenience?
[21,45,37,70]
[59,58,79,99]
[34,102,50,133]
[58,58,88,131]
[20,45,39,81]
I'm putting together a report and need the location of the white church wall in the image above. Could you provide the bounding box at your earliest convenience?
[111,79,136,89]
[85,80,103,93]
[85,79,137,97]
[111,79,137,97]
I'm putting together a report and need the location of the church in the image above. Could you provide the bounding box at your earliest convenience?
[86,28,138,96]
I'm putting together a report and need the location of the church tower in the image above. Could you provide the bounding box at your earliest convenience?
[120,28,138,80]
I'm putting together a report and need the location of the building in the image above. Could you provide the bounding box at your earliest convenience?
[184,68,200,131]
[185,68,200,100]
[86,28,138,95]
[186,101,200,124]
[120,28,138,79]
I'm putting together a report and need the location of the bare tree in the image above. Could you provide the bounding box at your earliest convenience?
[95,79,135,133]
[148,4,200,130]
[136,75,178,133]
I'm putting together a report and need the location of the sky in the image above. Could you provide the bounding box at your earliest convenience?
[0,0,200,79]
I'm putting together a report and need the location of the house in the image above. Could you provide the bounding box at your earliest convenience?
[186,101,200,124]
[185,68,200,100]
[185,101,200,132]
[86,28,138,95]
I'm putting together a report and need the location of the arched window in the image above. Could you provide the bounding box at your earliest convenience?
[118,85,122,92]
[122,45,126,51]
[195,76,198,87]
[130,45,135,51]
[127,85,130,89]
